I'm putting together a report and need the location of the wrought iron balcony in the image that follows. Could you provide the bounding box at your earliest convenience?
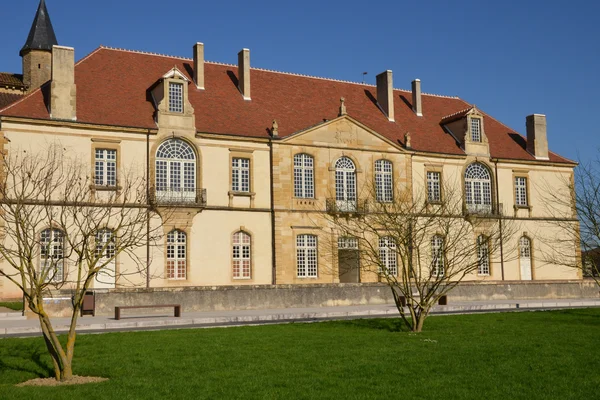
[326,198,369,214]
[465,203,502,217]
[150,187,207,207]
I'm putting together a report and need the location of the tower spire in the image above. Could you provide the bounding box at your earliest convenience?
[20,0,58,57]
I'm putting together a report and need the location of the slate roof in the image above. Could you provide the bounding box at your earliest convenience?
[20,0,58,56]
[0,46,573,164]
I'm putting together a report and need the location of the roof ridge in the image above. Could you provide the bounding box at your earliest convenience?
[76,46,105,66]
[441,106,473,121]
[99,45,193,62]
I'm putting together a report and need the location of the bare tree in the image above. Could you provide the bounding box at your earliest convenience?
[320,184,515,332]
[0,143,166,381]
[539,159,599,286]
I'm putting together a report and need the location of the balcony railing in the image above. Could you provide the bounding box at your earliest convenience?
[465,203,502,216]
[150,187,207,207]
[326,198,369,214]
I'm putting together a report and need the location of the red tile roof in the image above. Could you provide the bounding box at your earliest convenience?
[0,73,24,88]
[0,46,573,164]
[0,92,23,109]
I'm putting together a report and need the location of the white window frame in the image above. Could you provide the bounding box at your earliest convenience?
[471,118,481,142]
[378,236,397,276]
[335,157,357,211]
[168,82,184,113]
[477,235,490,276]
[95,228,115,260]
[431,235,445,277]
[427,171,441,203]
[375,160,393,203]
[167,230,186,280]
[233,231,251,279]
[297,234,318,278]
[515,177,528,207]
[232,157,250,193]
[95,149,117,187]
[40,228,65,283]
[293,153,314,198]
[465,163,492,213]
[155,139,196,202]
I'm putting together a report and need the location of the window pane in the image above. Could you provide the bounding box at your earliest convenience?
[169,82,183,113]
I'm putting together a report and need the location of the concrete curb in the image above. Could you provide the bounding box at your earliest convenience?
[2,300,600,336]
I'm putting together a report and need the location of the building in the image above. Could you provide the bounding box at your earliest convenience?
[0,1,580,299]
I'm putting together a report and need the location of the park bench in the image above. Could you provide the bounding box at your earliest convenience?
[114,304,182,320]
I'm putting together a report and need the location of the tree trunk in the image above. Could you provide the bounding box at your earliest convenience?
[39,313,73,381]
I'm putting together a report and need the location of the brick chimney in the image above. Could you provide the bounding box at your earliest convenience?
[193,43,205,90]
[376,70,394,121]
[412,79,422,116]
[526,114,549,160]
[50,45,76,121]
[238,48,251,100]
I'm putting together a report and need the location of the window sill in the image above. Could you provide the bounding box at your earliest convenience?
[229,191,255,198]
[233,277,252,280]
[297,276,319,279]
[167,278,187,281]
[514,205,531,210]
[91,185,121,191]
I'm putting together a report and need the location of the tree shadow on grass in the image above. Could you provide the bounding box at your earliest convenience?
[338,318,409,333]
[0,342,54,378]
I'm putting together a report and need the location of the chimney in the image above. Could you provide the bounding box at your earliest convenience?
[376,70,394,121]
[412,79,423,116]
[193,43,205,90]
[50,45,76,121]
[526,114,549,160]
[238,48,251,100]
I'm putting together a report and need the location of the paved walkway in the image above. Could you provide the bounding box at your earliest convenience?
[1,298,599,337]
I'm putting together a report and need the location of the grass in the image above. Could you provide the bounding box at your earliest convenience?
[0,301,23,311]
[1,309,599,399]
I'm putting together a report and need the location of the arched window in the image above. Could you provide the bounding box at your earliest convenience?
[156,139,196,202]
[465,163,492,213]
[297,234,318,278]
[477,235,490,276]
[167,230,186,280]
[40,228,64,283]
[335,157,357,211]
[519,236,532,280]
[431,235,445,277]
[378,236,397,276]
[294,154,314,198]
[233,231,251,279]
[375,160,393,202]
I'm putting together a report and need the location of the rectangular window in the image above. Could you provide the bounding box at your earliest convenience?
[375,160,393,202]
[427,171,441,202]
[233,232,251,279]
[378,237,397,276]
[95,149,117,187]
[168,82,184,113]
[297,234,318,278]
[515,177,528,206]
[294,154,314,198]
[232,158,250,192]
[478,236,490,276]
[471,118,481,142]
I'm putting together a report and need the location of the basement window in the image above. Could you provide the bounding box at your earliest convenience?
[168,82,184,113]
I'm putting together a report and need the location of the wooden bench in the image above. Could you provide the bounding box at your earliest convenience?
[114,304,181,320]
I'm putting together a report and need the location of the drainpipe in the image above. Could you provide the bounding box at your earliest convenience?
[494,160,505,280]
[146,129,151,288]
[268,136,277,285]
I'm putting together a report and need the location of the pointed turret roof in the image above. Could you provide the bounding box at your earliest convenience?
[20,0,58,57]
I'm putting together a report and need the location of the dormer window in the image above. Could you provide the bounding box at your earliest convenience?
[169,82,184,113]
[471,118,481,142]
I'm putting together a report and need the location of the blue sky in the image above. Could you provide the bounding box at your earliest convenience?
[1,0,598,164]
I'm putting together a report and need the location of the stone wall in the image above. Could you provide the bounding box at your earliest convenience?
[22,279,600,317]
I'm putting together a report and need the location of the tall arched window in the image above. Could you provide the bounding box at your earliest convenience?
[294,154,314,198]
[519,236,532,280]
[375,160,393,202]
[233,231,251,279]
[167,230,186,280]
[297,234,318,278]
[465,163,492,213]
[477,235,490,276]
[156,139,196,202]
[431,235,445,277]
[40,228,65,283]
[335,157,357,211]
[378,236,397,276]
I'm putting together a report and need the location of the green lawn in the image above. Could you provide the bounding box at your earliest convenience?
[1,309,599,399]
[0,302,23,312]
